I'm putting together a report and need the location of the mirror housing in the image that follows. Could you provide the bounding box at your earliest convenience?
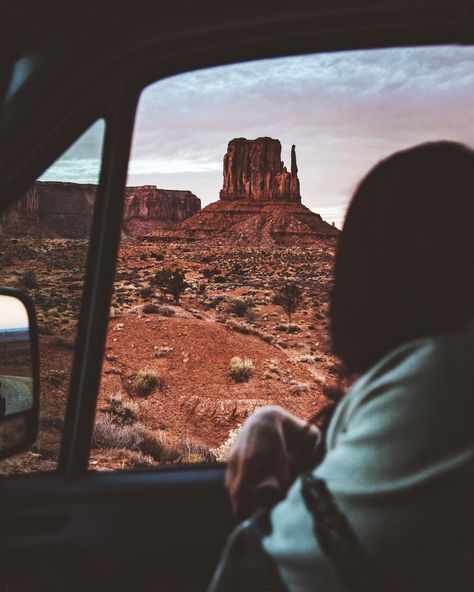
[0,287,39,460]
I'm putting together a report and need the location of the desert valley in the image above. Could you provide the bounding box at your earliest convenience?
[0,137,352,474]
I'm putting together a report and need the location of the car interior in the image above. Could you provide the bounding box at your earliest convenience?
[0,1,473,590]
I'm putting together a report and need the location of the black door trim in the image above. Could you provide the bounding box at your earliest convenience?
[58,85,139,477]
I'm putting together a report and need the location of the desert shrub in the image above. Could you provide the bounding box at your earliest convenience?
[142,303,160,314]
[291,353,317,363]
[226,319,272,344]
[273,282,303,324]
[157,305,175,317]
[152,268,187,304]
[118,449,155,468]
[135,368,162,396]
[287,324,301,334]
[138,430,181,462]
[139,286,154,299]
[46,369,67,387]
[19,270,38,289]
[100,424,216,464]
[178,440,216,463]
[107,395,139,425]
[153,253,165,261]
[202,267,218,279]
[229,357,254,383]
[289,380,309,395]
[204,295,225,309]
[227,298,253,318]
[91,416,146,449]
[38,323,53,335]
[153,346,173,358]
[226,319,252,335]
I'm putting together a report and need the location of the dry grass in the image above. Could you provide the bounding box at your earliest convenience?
[135,368,162,396]
[229,357,254,383]
[91,416,216,465]
[290,353,317,364]
[106,395,139,425]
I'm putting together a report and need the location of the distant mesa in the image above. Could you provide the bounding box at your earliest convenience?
[0,182,200,238]
[122,186,200,237]
[1,137,338,246]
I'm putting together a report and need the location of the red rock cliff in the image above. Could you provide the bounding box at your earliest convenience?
[219,137,301,203]
[124,186,200,222]
[1,182,200,238]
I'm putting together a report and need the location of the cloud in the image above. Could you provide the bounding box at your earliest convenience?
[42,47,474,227]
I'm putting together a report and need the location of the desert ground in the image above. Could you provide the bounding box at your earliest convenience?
[0,236,352,474]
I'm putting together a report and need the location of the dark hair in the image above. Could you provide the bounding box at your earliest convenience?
[330,141,474,373]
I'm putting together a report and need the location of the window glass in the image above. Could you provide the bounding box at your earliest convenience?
[91,46,474,471]
[0,120,105,475]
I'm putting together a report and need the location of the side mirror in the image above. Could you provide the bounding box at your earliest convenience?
[0,287,39,460]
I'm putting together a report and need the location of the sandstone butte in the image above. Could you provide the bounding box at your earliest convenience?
[1,138,339,245]
[0,182,201,238]
[150,137,339,246]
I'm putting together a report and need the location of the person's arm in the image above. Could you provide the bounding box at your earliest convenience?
[225,406,321,520]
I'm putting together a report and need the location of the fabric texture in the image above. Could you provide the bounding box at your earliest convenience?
[262,320,474,591]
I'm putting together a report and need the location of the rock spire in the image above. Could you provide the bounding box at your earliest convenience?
[219,137,301,203]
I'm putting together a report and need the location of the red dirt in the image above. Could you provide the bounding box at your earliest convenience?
[99,314,332,449]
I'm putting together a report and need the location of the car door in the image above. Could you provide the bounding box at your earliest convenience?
[1,2,473,592]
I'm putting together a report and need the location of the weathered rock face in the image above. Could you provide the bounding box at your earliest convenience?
[0,182,200,238]
[148,137,338,245]
[219,137,301,203]
[0,185,39,232]
[37,181,96,237]
[122,186,200,236]
[0,182,95,238]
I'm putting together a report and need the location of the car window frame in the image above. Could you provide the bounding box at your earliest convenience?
[1,4,473,480]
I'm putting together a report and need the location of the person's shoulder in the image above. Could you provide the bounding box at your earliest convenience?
[332,320,474,435]
[356,322,473,396]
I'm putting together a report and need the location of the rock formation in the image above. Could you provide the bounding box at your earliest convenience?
[122,186,200,236]
[219,137,300,203]
[0,182,200,238]
[149,137,339,246]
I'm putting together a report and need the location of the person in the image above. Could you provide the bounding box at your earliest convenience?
[209,141,474,591]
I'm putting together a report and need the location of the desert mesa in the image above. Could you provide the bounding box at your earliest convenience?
[2,137,338,246]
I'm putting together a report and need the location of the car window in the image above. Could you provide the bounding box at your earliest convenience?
[84,45,473,472]
[0,120,105,475]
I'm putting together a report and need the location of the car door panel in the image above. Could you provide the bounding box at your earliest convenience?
[1,467,231,591]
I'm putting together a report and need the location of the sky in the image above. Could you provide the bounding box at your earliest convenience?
[0,296,28,330]
[42,46,474,228]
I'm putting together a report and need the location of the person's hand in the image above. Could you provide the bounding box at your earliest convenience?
[225,406,321,521]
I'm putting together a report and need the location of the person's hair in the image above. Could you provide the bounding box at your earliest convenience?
[330,141,474,373]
